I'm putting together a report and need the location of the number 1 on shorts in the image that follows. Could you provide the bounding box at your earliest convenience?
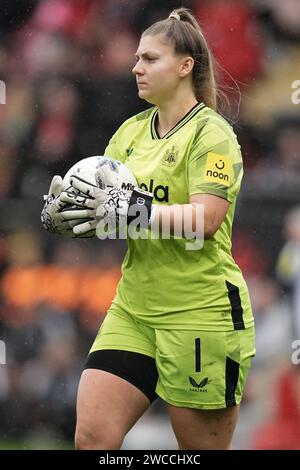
[195,337,201,372]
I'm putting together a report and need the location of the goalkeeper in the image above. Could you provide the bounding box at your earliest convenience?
[41,8,255,450]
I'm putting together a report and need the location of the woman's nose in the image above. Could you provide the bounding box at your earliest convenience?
[132,61,143,75]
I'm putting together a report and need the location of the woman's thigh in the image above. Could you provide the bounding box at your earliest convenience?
[75,309,159,449]
[75,368,150,449]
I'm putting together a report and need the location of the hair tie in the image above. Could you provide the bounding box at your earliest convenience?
[168,12,180,21]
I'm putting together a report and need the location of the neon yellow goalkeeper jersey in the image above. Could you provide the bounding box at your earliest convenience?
[104,102,254,331]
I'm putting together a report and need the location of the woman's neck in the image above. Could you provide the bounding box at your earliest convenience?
[156,95,198,138]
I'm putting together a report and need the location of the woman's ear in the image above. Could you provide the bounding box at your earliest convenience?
[179,56,194,78]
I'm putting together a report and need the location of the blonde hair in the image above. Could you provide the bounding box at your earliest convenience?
[142,8,217,110]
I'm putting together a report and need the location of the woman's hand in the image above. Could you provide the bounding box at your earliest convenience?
[60,173,153,237]
[41,175,95,237]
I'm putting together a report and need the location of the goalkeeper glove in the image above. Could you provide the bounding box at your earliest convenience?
[60,174,154,237]
[41,175,94,237]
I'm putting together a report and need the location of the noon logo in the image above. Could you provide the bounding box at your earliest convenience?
[204,153,232,187]
[161,145,178,167]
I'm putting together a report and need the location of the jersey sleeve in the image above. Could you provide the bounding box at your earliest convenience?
[188,120,243,203]
[104,126,126,163]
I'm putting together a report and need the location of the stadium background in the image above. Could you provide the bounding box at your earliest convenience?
[0,0,300,449]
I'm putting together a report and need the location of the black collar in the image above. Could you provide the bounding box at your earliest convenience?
[150,102,206,139]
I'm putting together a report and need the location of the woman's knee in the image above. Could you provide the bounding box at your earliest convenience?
[177,437,232,450]
[75,425,124,450]
[169,405,238,450]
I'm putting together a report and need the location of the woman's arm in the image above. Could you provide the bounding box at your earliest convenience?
[150,194,230,240]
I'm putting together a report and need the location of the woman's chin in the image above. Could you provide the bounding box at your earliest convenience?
[138,89,149,98]
[138,90,156,104]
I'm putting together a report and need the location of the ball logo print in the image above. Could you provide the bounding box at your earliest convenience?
[121,182,135,191]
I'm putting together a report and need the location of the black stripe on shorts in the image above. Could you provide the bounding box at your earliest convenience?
[226,280,245,330]
[85,349,158,403]
[225,356,240,407]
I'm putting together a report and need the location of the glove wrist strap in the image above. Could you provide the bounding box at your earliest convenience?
[127,188,153,228]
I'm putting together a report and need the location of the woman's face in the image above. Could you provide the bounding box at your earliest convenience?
[132,33,191,105]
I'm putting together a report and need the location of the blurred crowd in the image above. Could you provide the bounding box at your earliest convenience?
[0,0,300,449]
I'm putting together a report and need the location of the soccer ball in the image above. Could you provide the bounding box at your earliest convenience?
[62,155,137,191]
